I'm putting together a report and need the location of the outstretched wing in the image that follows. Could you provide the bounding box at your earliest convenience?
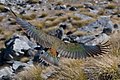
[57,41,110,59]
[9,8,62,49]
[9,9,110,59]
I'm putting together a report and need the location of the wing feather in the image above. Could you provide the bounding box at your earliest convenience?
[10,9,110,59]
[57,41,110,59]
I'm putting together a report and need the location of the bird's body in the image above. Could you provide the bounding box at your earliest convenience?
[9,9,110,65]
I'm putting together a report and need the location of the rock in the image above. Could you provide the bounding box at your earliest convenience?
[88,5,98,10]
[33,50,48,66]
[102,28,112,35]
[78,16,114,35]
[74,13,92,20]
[6,34,37,54]
[1,75,12,80]
[69,7,77,11]
[113,24,119,29]
[118,14,120,17]
[83,2,93,8]
[87,33,110,45]
[4,0,25,6]
[89,9,99,14]
[75,35,96,44]
[0,35,5,41]
[48,28,64,39]
[0,67,13,78]
[0,51,4,65]
[59,23,68,29]
[54,5,66,10]
[2,34,38,61]
[12,61,34,73]
[19,10,26,15]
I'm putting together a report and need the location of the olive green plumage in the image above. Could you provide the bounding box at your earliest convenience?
[9,9,110,60]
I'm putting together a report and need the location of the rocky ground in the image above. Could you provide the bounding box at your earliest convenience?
[0,0,120,80]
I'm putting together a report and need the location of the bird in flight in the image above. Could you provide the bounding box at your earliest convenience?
[9,8,110,66]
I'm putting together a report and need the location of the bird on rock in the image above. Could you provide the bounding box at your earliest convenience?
[8,8,110,66]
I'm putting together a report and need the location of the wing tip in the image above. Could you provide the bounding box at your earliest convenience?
[99,40,111,54]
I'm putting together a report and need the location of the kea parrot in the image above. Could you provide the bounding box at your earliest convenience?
[8,8,110,66]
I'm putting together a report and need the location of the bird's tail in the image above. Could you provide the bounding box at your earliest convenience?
[39,51,59,66]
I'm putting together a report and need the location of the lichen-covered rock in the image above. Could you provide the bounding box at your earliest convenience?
[0,67,14,78]
[2,34,38,61]
[74,13,93,20]
[78,16,114,35]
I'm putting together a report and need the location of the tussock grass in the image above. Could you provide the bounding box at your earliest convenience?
[42,26,58,33]
[105,3,116,9]
[0,16,4,22]
[20,57,30,63]
[71,19,95,27]
[45,16,68,27]
[21,13,36,20]
[27,0,39,3]
[43,58,87,80]
[71,15,82,20]
[79,8,89,12]
[110,32,120,56]
[56,1,64,5]
[30,20,45,29]
[39,13,48,18]
[97,9,106,15]
[45,17,57,21]
[72,31,88,36]
[0,27,3,34]
[81,52,120,80]
[0,5,6,12]
[81,12,97,18]
[17,66,43,80]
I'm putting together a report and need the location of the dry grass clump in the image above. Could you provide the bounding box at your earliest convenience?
[21,13,36,20]
[110,32,120,56]
[17,66,43,80]
[4,31,13,40]
[42,58,87,80]
[72,4,84,8]
[20,57,30,63]
[27,0,39,3]
[71,19,95,27]
[105,3,116,9]
[45,16,68,27]
[71,15,82,20]
[84,54,120,80]
[97,9,106,15]
[0,16,4,22]
[30,20,45,29]
[0,27,3,34]
[79,8,89,12]
[45,17,57,21]
[56,1,64,5]
[113,9,120,15]
[55,11,65,16]
[72,31,88,36]
[39,13,48,18]
[81,12,97,18]
[42,26,58,33]
[0,5,7,12]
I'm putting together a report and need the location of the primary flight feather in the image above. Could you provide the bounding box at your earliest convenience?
[9,9,110,60]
